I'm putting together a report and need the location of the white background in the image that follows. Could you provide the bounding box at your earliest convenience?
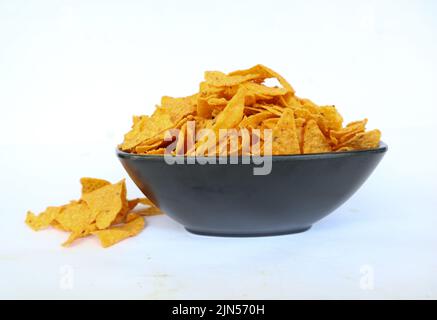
[0,0,436,299]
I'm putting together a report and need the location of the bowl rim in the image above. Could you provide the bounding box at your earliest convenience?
[116,141,387,161]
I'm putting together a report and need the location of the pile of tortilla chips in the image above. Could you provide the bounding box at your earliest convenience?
[120,64,381,155]
[25,178,162,248]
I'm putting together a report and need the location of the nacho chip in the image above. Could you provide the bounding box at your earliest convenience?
[25,206,61,231]
[112,181,130,225]
[135,140,163,154]
[261,118,279,130]
[228,64,295,94]
[208,97,228,106]
[80,177,111,196]
[121,114,171,151]
[272,109,300,155]
[239,112,275,129]
[213,88,247,130]
[92,215,145,248]
[138,198,155,207]
[205,71,259,87]
[337,129,381,151]
[303,120,332,154]
[243,82,289,97]
[127,198,142,211]
[55,201,95,233]
[82,180,125,230]
[319,106,343,129]
[26,178,160,248]
[135,206,163,216]
[330,119,367,146]
[62,223,97,247]
[254,104,283,116]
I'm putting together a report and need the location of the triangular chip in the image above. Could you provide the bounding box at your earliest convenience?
[80,177,111,195]
[213,87,247,130]
[228,64,295,94]
[338,129,381,151]
[82,180,125,230]
[272,109,300,155]
[62,223,97,247]
[55,201,95,233]
[239,112,276,129]
[205,71,259,87]
[330,119,367,146]
[92,215,145,248]
[303,120,331,154]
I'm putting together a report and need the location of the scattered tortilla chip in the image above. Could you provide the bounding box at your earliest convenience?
[55,201,95,233]
[80,177,111,195]
[26,178,161,248]
[82,180,125,230]
[92,215,145,248]
[128,197,155,210]
[135,206,163,217]
[25,206,61,231]
[62,223,97,247]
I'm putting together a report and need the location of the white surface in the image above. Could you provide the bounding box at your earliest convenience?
[1,0,436,299]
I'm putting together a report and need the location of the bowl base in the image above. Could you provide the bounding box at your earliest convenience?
[185,226,312,237]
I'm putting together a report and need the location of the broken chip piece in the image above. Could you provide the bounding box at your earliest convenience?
[25,178,161,248]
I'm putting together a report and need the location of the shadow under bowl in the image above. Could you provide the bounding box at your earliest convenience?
[117,142,387,237]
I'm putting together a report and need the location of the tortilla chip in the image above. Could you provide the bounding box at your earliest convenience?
[337,129,381,151]
[82,180,125,230]
[92,215,145,248]
[80,178,111,196]
[55,201,95,233]
[213,88,247,130]
[228,64,295,94]
[135,206,163,216]
[272,109,300,155]
[318,105,343,134]
[239,112,275,129]
[62,223,97,247]
[205,71,259,87]
[330,119,367,146]
[303,120,332,154]
[25,206,61,231]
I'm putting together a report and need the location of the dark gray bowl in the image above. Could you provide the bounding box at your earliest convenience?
[117,142,387,237]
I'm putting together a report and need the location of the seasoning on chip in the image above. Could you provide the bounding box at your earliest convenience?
[25,178,163,248]
[120,64,381,155]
